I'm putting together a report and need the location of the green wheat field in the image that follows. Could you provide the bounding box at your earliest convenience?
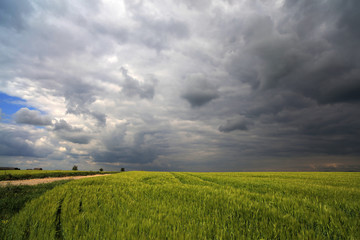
[2,171,360,239]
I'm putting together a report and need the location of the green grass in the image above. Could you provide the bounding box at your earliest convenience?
[2,172,360,239]
[0,170,117,181]
[0,180,71,236]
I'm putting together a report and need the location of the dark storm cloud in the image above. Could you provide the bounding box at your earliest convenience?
[246,101,360,158]
[253,1,360,104]
[246,91,314,117]
[228,0,360,106]
[0,0,33,30]
[218,0,360,162]
[14,108,52,126]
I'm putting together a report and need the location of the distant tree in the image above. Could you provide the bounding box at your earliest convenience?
[72,165,78,171]
[121,168,125,172]
[99,168,103,172]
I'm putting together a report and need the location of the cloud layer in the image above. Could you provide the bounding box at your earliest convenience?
[0,0,359,171]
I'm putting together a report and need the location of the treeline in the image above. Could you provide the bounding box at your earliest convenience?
[0,170,119,181]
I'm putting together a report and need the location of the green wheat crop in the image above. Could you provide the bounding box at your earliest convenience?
[3,172,360,239]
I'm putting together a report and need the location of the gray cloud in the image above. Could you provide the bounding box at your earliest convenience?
[63,80,107,126]
[92,22,128,45]
[221,0,360,111]
[182,90,219,108]
[64,80,96,115]
[0,0,33,30]
[60,134,92,145]
[1,0,360,171]
[243,0,360,106]
[92,148,158,164]
[137,18,189,51]
[0,128,35,157]
[215,0,360,163]
[219,116,251,132]
[181,74,219,107]
[92,126,169,164]
[53,119,92,144]
[14,108,52,126]
[124,1,190,51]
[0,125,53,158]
[176,0,211,10]
[120,67,156,99]
[53,119,80,132]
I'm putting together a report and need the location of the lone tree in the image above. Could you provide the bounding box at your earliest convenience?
[72,165,78,171]
[121,168,125,172]
[99,168,103,172]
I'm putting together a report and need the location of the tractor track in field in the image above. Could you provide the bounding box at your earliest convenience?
[0,174,111,187]
[55,197,65,240]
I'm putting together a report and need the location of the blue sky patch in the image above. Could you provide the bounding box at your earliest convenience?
[0,92,37,121]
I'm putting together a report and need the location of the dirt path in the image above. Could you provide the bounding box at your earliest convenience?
[0,174,111,187]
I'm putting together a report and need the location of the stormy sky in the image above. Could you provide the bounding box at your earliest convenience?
[0,0,359,171]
